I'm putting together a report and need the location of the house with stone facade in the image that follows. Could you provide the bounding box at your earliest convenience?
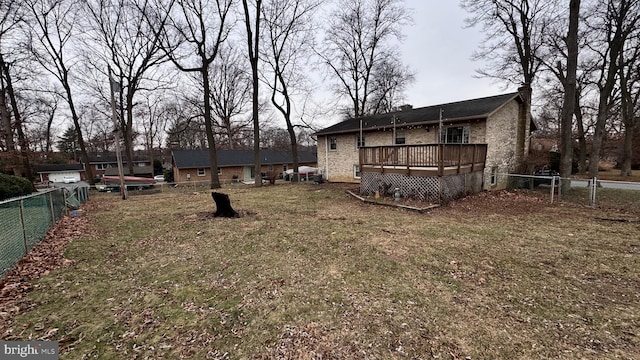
[315,92,535,202]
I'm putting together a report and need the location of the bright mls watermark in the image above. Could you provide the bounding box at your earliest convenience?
[1,341,58,359]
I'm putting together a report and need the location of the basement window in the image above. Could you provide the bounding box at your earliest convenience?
[490,166,498,186]
[354,165,361,179]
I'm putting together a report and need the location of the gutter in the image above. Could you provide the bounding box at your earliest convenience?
[315,115,488,136]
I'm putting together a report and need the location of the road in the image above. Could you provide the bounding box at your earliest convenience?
[569,179,640,191]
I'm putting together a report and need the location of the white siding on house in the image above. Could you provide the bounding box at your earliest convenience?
[48,172,81,183]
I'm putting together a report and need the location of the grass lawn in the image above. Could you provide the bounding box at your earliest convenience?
[2,183,639,359]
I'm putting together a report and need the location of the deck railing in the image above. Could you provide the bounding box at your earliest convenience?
[359,144,487,176]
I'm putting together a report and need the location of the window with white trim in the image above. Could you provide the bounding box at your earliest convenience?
[197,168,206,176]
[490,166,498,186]
[353,165,361,179]
[356,134,365,148]
[440,126,470,144]
[395,130,406,145]
[329,136,337,150]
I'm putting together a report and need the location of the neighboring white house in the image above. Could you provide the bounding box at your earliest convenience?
[33,163,85,183]
[315,92,535,193]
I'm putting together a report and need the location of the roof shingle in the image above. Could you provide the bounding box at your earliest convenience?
[316,92,521,135]
[172,149,317,169]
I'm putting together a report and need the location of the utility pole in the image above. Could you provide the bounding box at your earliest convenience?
[108,67,127,200]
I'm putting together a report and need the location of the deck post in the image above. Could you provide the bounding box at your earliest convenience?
[406,146,410,175]
[457,144,462,173]
[438,144,444,176]
[471,145,477,172]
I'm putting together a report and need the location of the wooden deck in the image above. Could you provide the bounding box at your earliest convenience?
[359,144,487,177]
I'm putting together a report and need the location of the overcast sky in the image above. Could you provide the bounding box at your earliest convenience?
[398,0,512,108]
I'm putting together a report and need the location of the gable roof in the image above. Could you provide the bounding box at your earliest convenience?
[33,163,84,173]
[316,92,522,136]
[88,152,151,163]
[172,149,317,169]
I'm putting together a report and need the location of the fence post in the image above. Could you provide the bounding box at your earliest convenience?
[550,176,556,204]
[557,176,562,202]
[590,177,597,206]
[19,198,28,254]
[48,191,55,224]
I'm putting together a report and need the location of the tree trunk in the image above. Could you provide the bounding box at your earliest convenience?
[517,84,532,168]
[45,103,56,155]
[2,62,33,180]
[242,0,262,188]
[559,0,580,191]
[574,89,587,173]
[212,192,239,217]
[202,65,221,189]
[286,116,299,183]
[64,81,94,184]
[125,89,136,176]
[620,124,633,176]
[588,97,609,178]
[0,85,14,152]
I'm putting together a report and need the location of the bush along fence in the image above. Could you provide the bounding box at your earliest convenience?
[0,185,90,278]
[504,173,640,212]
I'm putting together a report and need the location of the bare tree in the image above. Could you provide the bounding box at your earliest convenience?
[368,56,414,114]
[136,94,171,166]
[0,52,33,178]
[260,125,289,150]
[618,32,640,176]
[209,47,252,149]
[261,0,320,181]
[26,0,95,182]
[557,0,580,186]
[28,95,59,156]
[165,97,208,149]
[83,0,174,176]
[583,0,640,178]
[319,0,412,118]
[462,0,553,166]
[242,0,263,187]
[161,0,234,189]
[0,0,22,155]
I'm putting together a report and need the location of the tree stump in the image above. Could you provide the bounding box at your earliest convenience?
[211,192,239,218]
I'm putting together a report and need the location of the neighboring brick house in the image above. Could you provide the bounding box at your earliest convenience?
[315,92,535,192]
[89,153,153,178]
[171,149,318,183]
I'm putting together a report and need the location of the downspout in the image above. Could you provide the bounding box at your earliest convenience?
[324,136,329,181]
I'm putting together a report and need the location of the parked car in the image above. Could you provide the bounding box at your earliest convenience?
[154,175,165,182]
[63,176,78,183]
[533,169,559,187]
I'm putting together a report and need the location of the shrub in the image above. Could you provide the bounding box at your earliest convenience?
[0,174,36,201]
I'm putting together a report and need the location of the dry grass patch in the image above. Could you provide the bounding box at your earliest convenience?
[2,183,638,359]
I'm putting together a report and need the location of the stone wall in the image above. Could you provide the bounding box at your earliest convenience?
[483,100,521,190]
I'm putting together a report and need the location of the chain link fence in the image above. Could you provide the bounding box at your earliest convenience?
[0,185,90,278]
[504,173,640,213]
